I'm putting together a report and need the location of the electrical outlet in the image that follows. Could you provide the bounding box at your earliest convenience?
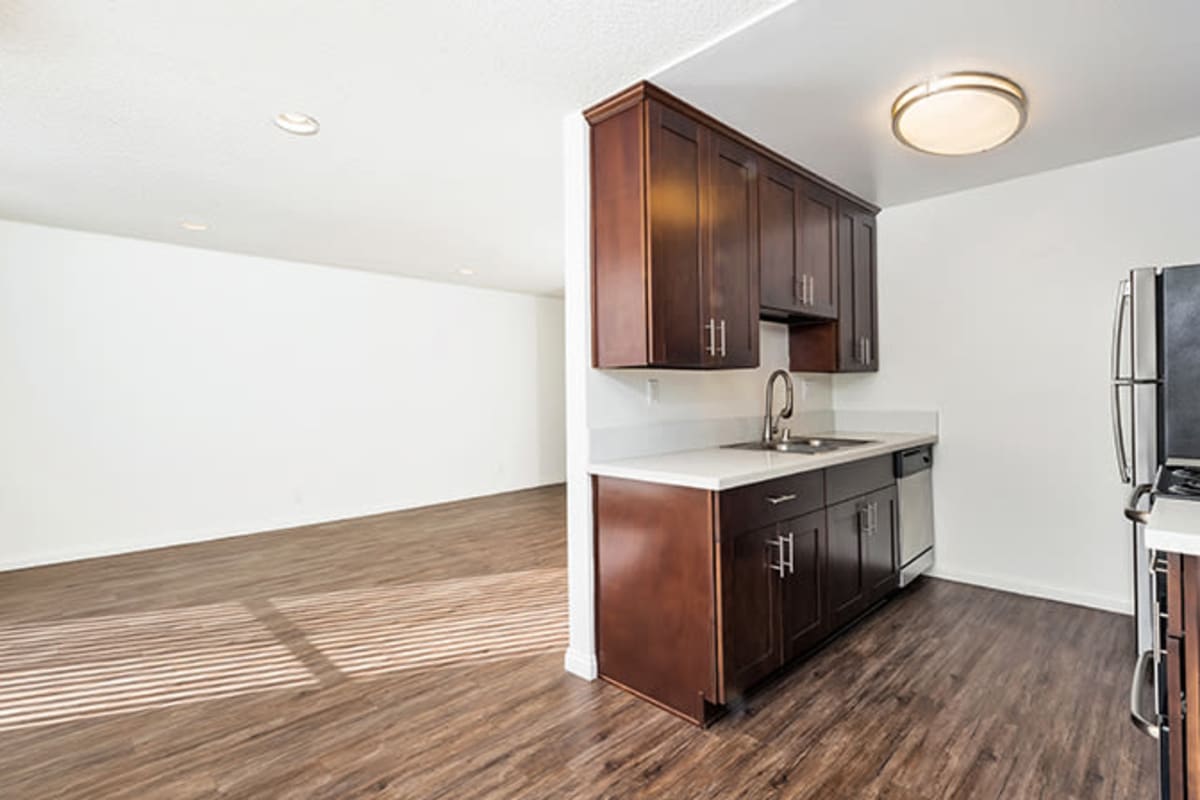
[645,378,660,405]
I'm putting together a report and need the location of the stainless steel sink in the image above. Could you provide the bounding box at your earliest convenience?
[724,436,875,454]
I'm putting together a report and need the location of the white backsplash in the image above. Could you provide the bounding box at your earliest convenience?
[585,322,940,462]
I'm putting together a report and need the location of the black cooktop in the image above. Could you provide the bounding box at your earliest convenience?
[1155,465,1200,500]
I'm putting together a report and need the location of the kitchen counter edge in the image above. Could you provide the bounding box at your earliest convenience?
[588,432,938,491]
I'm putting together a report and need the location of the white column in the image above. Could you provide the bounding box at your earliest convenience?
[561,111,597,679]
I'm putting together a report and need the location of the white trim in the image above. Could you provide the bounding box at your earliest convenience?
[562,111,597,678]
[0,481,566,573]
[563,647,598,681]
[929,567,1133,616]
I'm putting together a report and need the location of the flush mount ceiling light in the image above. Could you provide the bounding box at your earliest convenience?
[273,112,320,136]
[891,72,1026,156]
[180,221,209,231]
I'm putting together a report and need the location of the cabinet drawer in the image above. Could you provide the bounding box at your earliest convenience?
[719,471,824,533]
[825,455,894,506]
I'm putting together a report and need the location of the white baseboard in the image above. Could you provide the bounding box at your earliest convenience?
[0,480,567,573]
[929,566,1133,616]
[563,647,598,680]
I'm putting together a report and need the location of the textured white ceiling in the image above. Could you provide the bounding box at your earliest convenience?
[0,0,782,295]
[656,0,1200,209]
[8,1,1200,295]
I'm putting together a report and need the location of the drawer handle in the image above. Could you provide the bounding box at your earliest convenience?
[765,493,797,506]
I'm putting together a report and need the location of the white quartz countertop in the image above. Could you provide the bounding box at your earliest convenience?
[1147,497,1200,555]
[588,431,938,490]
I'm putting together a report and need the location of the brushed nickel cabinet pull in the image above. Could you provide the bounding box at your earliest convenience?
[705,318,716,356]
[719,319,727,357]
[765,493,797,505]
[769,538,786,578]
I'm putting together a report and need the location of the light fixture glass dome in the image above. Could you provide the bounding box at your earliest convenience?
[273,112,320,136]
[891,72,1026,156]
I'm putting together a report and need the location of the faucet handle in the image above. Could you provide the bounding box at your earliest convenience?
[780,427,791,441]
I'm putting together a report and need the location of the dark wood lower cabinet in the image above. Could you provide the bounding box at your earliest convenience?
[826,496,867,630]
[595,456,902,725]
[781,510,828,659]
[864,486,899,603]
[722,521,785,695]
[1165,553,1200,798]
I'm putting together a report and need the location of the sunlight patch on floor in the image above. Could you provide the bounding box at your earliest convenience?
[0,604,317,730]
[273,569,568,676]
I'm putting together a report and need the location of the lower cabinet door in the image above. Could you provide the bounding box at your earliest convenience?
[826,496,867,630]
[864,486,899,603]
[781,509,827,659]
[1167,635,1185,800]
[722,522,784,697]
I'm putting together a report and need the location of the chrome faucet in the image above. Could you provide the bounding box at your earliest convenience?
[762,369,794,444]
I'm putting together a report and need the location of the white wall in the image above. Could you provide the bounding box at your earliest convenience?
[0,219,565,570]
[836,135,1200,614]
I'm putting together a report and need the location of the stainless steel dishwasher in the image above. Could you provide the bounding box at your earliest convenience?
[894,445,935,586]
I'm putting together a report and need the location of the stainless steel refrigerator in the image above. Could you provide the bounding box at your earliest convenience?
[1114,265,1200,643]
[1113,263,1200,796]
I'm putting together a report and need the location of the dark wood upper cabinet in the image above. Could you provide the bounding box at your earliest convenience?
[759,163,838,321]
[799,180,839,319]
[587,82,876,370]
[645,101,705,368]
[705,132,760,368]
[789,199,879,372]
[588,91,759,369]
[758,161,799,314]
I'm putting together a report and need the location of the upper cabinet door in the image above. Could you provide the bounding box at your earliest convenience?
[704,132,760,368]
[646,100,706,368]
[798,180,838,320]
[758,167,838,322]
[758,161,800,314]
[852,209,878,371]
[835,201,878,372]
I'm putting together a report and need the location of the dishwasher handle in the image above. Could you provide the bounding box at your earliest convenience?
[894,445,933,478]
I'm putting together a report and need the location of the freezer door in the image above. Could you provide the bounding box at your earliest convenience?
[1162,264,1200,459]
[1130,267,1159,384]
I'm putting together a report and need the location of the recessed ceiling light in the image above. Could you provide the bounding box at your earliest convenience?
[180,221,209,231]
[273,112,320,136]
[891,72,1027,156]
[457,268,476,276]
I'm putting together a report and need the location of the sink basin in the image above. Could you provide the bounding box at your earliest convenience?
[724,436,875,454]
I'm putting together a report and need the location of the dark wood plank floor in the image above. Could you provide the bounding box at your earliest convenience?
[0,484,1157,799]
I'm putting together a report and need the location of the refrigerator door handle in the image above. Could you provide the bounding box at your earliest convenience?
[1129,650,1161,740]
[1111,280,1132,484]
[1124,483,1154,525]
